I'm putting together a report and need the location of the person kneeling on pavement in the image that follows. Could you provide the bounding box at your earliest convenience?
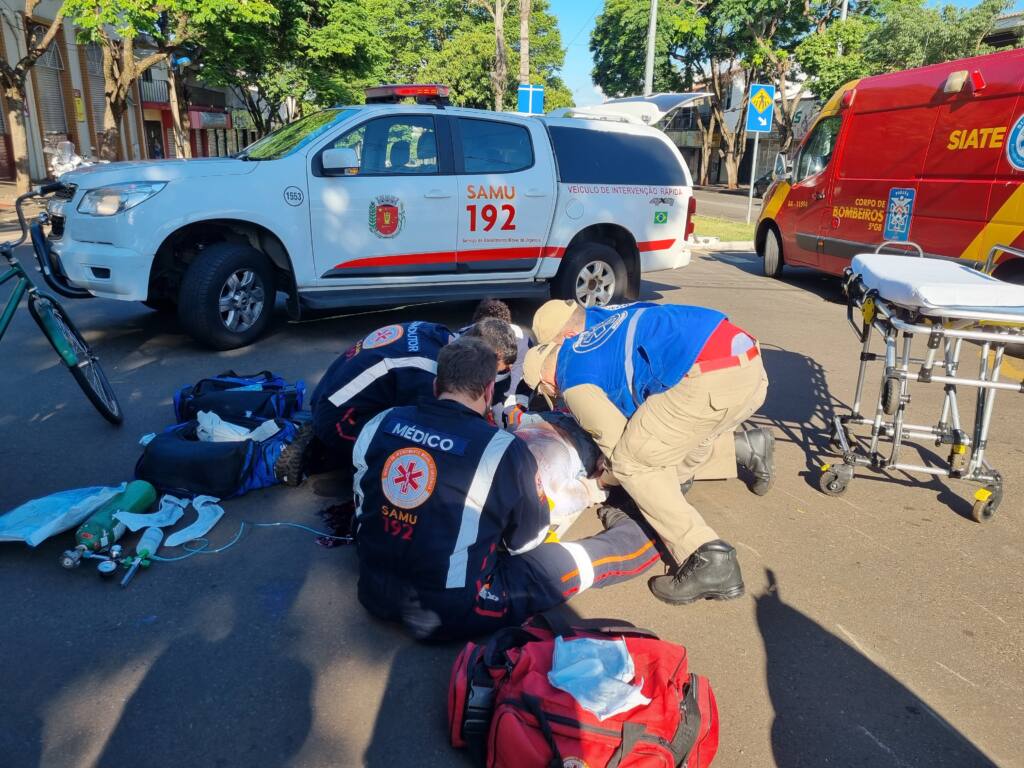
[352,336,660,641]
[285,314,519,485]
[523,302,769,606]
[532,299,775,495]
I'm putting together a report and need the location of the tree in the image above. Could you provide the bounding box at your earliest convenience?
[63,0,276,159]
[797,0,1013,100]
[472,0,511,111]
[0,1,68,191]
[198,0,382,136]
[519,0,531,84]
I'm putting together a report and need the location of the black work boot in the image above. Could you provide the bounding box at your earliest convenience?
[274,422,314,487]
[735,427,775,496]
[597,504,630,529]
[648,540,745,605]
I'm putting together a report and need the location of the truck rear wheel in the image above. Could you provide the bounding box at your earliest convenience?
[177,242,275,350]
[763,227,784,278]
[554,242,626,308]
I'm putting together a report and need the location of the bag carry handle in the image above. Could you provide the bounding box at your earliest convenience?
[218,369,276,382]
[520,695,564,768]
[531,611,660,641]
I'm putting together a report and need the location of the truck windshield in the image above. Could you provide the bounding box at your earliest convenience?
[238,109,358,160]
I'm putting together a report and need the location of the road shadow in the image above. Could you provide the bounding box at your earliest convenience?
[757,568,996,767]
[707,250,845,304]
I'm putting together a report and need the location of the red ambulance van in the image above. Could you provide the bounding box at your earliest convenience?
[756,48,1024,281]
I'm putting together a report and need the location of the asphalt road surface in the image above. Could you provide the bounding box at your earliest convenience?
[693,187,759,222]
[1,248,1022,768]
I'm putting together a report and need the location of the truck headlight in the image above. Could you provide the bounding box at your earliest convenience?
[77,182,166,216]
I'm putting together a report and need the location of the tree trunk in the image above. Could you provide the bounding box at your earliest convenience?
[4,85,32,192]
[695,107,715,186]
[519,0,530,84]
[493,1,507,111]
[722,146,740,188]
[166,64,191,158]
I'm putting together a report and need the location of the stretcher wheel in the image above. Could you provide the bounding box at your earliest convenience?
[881,376,900,416]
[819,468,849,497]
[970,485,1002,523]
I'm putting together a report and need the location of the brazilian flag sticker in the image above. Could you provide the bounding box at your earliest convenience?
[653,210,669,224]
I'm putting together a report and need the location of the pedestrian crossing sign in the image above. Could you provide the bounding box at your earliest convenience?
[745,84,776,133]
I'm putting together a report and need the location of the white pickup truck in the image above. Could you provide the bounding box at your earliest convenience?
[48,85,697,348]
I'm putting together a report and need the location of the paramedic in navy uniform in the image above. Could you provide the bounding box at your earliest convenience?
[285,315,518,484]
[352,336,660,641]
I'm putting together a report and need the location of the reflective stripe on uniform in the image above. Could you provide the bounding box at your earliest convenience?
[446,430,515,589]
[558,542,595,593]
[507,525,549,556]
[622,308,647,407]
[351,408,391,519]
[327,357,438,407]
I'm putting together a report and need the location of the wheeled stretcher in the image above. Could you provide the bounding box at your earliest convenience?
[823,242,1024,521]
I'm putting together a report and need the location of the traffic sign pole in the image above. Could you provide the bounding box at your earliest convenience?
[746,131,759,225]
[744,83,776,225]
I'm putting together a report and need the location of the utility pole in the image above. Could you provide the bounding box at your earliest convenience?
[519,0,531,85]
[838,0,849,54]
[643,0,658,96]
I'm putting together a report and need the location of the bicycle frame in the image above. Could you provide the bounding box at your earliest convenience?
[1,248,78,365]
[0,256,29,344]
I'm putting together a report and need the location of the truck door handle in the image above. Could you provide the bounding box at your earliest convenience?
[813,191,826,201]
[524,188,548,197]
[424,190,451,199]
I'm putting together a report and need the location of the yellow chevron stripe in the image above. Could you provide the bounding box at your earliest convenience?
[761,181,791,222]
[960,183,1024,267]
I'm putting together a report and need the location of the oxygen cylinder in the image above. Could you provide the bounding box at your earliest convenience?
[74,480,157,552]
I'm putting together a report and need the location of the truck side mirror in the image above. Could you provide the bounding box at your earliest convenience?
[322,147,360,176]
[772,152,790,181]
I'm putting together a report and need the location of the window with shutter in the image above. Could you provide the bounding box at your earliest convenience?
[85,44,107,137]
[35,45,68,136]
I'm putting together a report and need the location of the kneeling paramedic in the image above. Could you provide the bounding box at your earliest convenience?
[352,336,659,641]
[523,303,768,605]
[532,299,775,495]
[292,317,517,483]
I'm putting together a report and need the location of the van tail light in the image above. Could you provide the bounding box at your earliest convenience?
[685,195,697,242]
[841,88,856,109]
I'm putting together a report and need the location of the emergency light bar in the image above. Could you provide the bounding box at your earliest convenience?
[365,84,451,106]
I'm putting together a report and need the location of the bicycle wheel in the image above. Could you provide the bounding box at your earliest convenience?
[29,294,123,424]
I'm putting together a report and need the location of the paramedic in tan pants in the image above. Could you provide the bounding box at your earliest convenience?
[531,299,775,495]
[523,302,769,604]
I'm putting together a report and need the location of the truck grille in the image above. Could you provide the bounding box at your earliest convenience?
[49,214,65,239]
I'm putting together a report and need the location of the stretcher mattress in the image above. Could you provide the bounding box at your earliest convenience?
[851,254,1024,313]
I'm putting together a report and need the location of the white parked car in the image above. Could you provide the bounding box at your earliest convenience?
[48,85,696,349]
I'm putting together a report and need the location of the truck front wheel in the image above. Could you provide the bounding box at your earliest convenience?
[177,242,275,349]
[763,226,784,278]
[554,242,626,308]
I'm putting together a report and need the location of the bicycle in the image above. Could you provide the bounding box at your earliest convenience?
[0,183,122,424]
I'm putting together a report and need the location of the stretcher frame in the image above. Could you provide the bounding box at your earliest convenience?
[822,242,1024,521]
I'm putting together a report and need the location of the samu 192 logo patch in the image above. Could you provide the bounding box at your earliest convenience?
[382,447,437,509]
[363,324,404,349]
[653,210,669,224]
[369,194,405,238]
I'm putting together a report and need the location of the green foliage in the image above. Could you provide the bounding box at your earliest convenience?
[63,0,277,44]
[796,17,877,99]
[797,0,1013,99]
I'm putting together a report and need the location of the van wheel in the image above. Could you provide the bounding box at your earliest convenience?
[554,242,626,308]
[178,242,275,350]
[763,227,784,278]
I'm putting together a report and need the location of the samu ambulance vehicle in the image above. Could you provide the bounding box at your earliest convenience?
[46,85,697,349]
[756,49,1024,281]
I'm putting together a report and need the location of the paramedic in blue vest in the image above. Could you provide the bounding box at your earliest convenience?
[291,317,518,483]
[522,303,768,605]
[531,299,775,495]
[352,336,660,641]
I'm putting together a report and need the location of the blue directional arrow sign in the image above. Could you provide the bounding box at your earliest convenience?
[745,84,776,133]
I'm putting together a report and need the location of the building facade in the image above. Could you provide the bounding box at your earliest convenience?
[0,0,258,182]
